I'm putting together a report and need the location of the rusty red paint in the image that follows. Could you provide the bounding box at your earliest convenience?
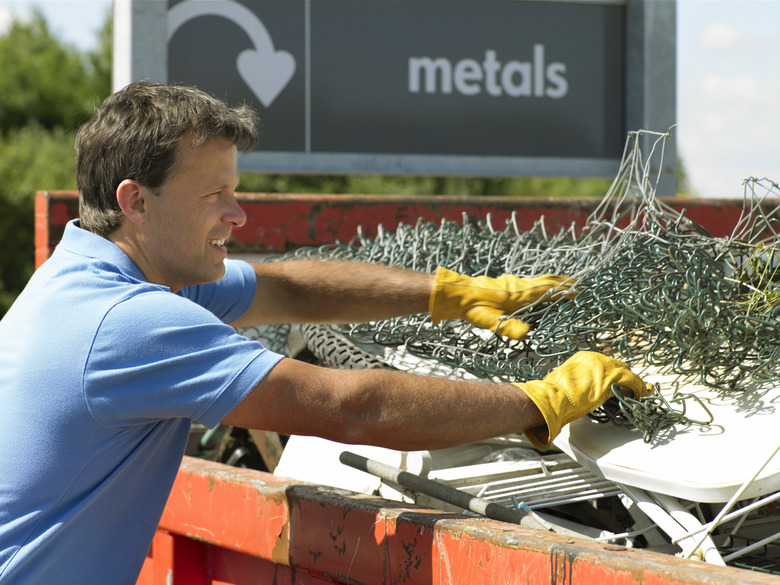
[137,457,779,585]
[34,191,51,269]
[159,459,289,561]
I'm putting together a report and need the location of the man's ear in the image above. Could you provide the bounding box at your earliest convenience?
[116,179,146,225]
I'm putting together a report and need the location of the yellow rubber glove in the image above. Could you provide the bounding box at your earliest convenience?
[512,351,654,451]
[428,267,574,339]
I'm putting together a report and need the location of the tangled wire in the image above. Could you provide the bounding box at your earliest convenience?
[257,131,780,443]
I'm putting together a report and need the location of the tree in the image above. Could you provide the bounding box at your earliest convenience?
[0,10,101,133]
[0,125,78,309]
[237,172,614,198]
[0,9,112,314]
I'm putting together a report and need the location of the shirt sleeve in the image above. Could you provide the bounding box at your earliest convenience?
[177,259,257,323]
[84,289,284,429]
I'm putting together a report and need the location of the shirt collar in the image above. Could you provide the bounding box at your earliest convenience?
[58,219,154,286]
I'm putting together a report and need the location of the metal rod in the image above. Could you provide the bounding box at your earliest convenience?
[340,450,566,534]
[679,443,780,559]
[721,529,780,563]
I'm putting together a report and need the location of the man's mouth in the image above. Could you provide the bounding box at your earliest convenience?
[208,238,227,248]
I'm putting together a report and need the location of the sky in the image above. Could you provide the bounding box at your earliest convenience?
[0,0,778,199]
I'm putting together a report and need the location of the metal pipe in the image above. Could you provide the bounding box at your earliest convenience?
[721,529,780,563]
[340,450,584,537]
[679,443,780,560]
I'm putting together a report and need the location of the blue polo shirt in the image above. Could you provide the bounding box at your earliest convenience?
[0,221,284,584]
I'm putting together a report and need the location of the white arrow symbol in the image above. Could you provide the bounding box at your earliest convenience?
[168,0,296,108]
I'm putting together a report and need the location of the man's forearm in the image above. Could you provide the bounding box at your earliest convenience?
[325,368,547,451]
[223,358,546,451]
[233,260,434,327]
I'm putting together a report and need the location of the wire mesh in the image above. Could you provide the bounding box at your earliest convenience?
[262,130,780,442]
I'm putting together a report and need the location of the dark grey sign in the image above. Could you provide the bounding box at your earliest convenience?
[119,0,675,181]
[168,0,624,157]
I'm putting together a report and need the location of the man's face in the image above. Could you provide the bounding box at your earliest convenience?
[139,136,245,292]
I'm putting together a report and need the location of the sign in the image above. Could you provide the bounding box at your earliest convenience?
[115,0,676,183]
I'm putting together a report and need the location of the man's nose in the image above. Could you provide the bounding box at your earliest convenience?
[224,194,247,228]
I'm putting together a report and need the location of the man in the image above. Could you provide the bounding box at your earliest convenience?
[0,81,651,584]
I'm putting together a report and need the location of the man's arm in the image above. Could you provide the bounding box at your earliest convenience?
[231,261,433,328]
[221,357,546,451]
[222,351,653,452]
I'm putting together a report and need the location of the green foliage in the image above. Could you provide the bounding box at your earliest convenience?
[676,153,696,198]
[84,10,113,104]
[238,172,614,198]
[0,10,99,133]
[0,9,111,314]
[0,125,78,310]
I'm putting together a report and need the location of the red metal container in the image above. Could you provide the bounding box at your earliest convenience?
[35,191,780,585]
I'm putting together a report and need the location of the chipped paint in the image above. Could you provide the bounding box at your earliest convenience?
[550,543,578,585]
[133,433,779,585]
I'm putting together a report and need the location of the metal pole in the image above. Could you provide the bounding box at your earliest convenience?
[340,450,559,532]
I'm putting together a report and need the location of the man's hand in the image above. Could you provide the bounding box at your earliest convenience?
[428,267,574,339]
[512,351,654,450]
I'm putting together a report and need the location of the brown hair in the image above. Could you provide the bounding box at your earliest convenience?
[75,81,259,237]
